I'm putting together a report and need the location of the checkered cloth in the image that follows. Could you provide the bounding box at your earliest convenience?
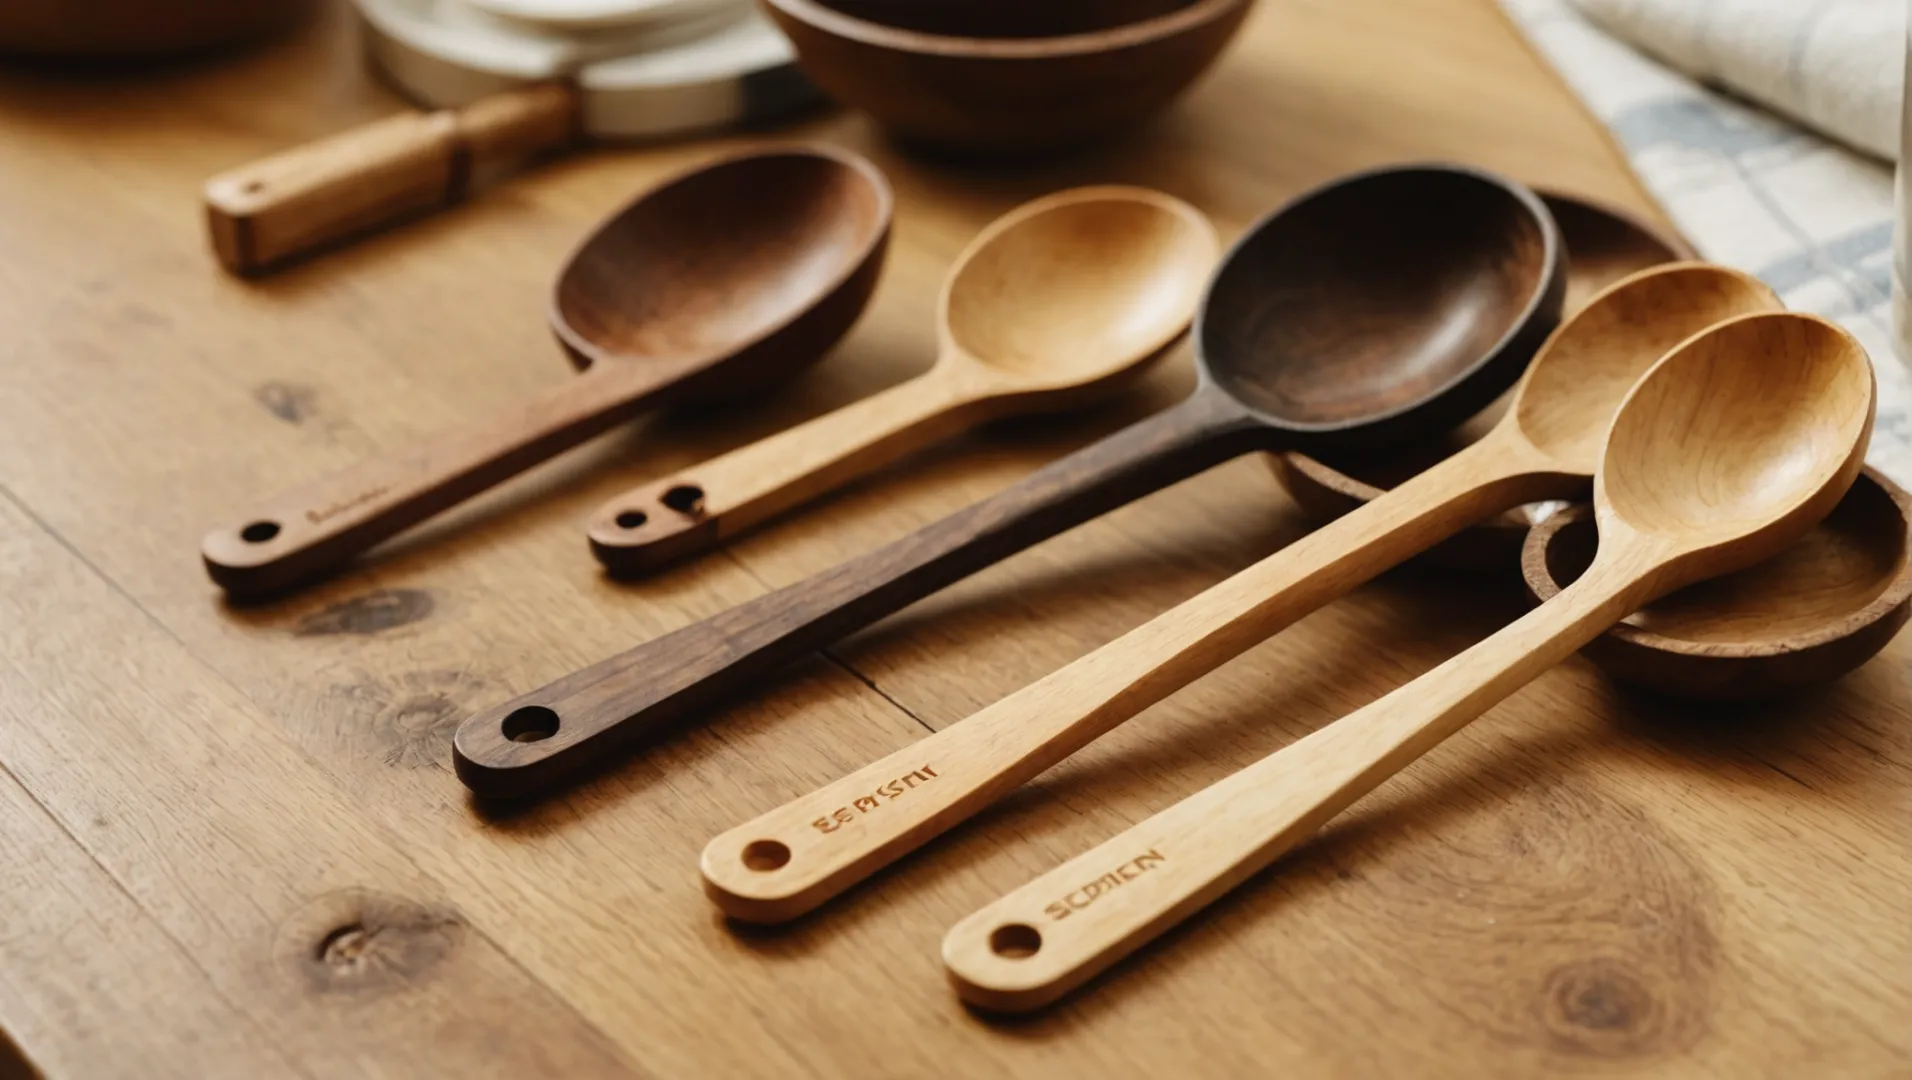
[1500,0,1912,483]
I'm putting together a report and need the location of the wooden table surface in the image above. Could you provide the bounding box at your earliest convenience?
[2,0,1907,1076]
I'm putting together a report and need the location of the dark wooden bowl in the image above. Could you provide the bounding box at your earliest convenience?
[0,0,312,58]
[1266,190,1693,571]
[1523,468,1912,700]
[760,0,1253,155]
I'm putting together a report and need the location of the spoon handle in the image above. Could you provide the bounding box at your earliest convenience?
[941,542,1659,1012]
[201,360,698,596]
[452,389,1268,799]
[585,363,1014,574]
[697,428,1577,923]
[203,84,582,275]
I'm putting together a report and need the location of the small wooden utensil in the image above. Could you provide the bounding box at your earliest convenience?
[699,263,1778,924]
[944,311,1875,1011]
[453,163,1564,798]
[584,186,1218,573]
[1523,467,1912,699]
[201,146,890,597]
[1269,189,1695,571]
[203,5,811,274]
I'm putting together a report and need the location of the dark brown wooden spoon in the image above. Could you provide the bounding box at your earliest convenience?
[200,145,892,597]
[452,163,1565,799]
[1269,189,1695,570]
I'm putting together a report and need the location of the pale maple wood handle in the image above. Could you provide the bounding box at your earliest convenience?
[202,359,695,596]
[940,542,1660,1012]
[204,83,582,275]
[699,428,1580,923]
[587,363,1008,574]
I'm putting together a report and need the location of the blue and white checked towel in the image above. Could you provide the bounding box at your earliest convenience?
[1500,0,1911,482]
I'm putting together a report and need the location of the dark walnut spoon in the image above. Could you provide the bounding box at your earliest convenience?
[201,146,892,597]
[453,163,1565,799]
[1270,189,1696,570]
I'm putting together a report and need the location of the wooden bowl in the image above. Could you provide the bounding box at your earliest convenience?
[759,0,1253,154]
[1266,190,1694,571]
[1524,468,1912,700]
[0,0,313,58]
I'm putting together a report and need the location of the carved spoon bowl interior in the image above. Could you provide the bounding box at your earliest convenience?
[1268,190,1694,571]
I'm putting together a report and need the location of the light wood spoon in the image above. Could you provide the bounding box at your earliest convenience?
[698,262,1780,923]
[943,310,1875,1010]
[583,187,1218,573]
[200,146,891,597]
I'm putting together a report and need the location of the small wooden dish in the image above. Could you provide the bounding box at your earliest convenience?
[1524,468,1912,700]
[1267,190,1694,570]
[760,0,1253,155]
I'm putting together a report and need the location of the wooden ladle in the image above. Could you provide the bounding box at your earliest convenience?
[452,163,1564,798]
[583,186,1218,574]
[200,146,892,597]
[699,262,1779,924]
[944,310,1875,1011]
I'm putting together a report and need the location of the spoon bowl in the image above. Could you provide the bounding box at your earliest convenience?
[1200,166,1555,443]
[585,185,1217,571]
[201,145,890,597]
[1596,312,1876,584]
[1524,468,1911,699]
[1268,191,1694,569]
[945,191,1214,383]
[552,148,892,394]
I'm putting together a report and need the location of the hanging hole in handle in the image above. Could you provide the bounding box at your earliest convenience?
[501,706,559,743]
[661,484,705,517]
[242,179,266,195]
[990,924,1042,959]
[741,840,791,872]
[240,521,282,543]
[614,510,648,530]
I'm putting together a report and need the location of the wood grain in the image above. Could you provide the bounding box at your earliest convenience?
[1,0,1907,1074]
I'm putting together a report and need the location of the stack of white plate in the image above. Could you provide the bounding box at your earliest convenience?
[356,0,818,139]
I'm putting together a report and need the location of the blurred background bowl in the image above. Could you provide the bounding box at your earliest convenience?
[760,0,1252,154]
[0,0,315,59]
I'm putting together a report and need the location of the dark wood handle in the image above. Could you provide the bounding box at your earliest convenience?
[204,83,582,275]
[201,358,700,597]
[452,388,1273,798]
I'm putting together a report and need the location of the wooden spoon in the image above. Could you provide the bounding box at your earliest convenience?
[452,163,1564,798]
[943,310,1875,1011]
[584,187,1218,574]
[1268,188,1696,571]
[699,262,1778,924]
[200,146,891,597]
